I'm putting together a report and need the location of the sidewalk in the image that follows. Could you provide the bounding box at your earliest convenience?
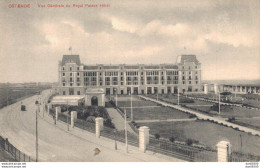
[134,118,196,123]
[40,107,184,162]
[106,108,136,134]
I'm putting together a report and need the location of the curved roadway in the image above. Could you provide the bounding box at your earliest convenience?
[0,90,182,162]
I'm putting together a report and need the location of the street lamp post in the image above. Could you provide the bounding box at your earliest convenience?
[240,134,242,152]
[43,100,45,118]
[235,85,237,99]
[35,98,39,162]
[6,86,9,106]
[124,107,128,153]
[67,100,69,131]
[114,130,117,150]
[177,88,180,105]
[130,92,133,121]
[218,91,221,116]
[41,93,44,118]
[115,92,118,107]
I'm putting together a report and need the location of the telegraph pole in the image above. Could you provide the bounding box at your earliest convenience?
[41,93,44,118]
[36,108,38,162]
[35,97,39,162]
[240,134,242,152]
[130,92,133,121]
[177,88,180,105]
[67,99,69,131]
[124,107,128,153]
[235,85,237,99]
[218,91,221,116]
[42,100,44,116]
[6,85,9,106]
[115,92,117,107]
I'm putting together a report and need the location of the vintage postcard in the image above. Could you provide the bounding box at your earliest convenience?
[0,0,259,167]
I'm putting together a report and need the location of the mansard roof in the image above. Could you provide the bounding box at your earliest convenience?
[176,55,199,64]
[61,55,81,66]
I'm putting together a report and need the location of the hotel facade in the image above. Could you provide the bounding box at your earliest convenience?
[57,55,202,95]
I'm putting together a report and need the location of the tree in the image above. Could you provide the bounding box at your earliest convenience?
[169,137,175,143]
[186,139,193,146]
[220,92,232,96]
[210,103,219,111]
[155,133,160,140]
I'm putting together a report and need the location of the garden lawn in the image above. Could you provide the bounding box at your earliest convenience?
[234,118,260,130]
[125,106,192,120]
[117,100,158,108]
[209,106,260,118]
[137,120,260,155]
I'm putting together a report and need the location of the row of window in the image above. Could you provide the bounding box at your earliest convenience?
[63,75,198,83]
[62,86,201,95]
[182,71,198,75]
[166,71,178,75]
[62,70,199,77]
[146,71,159,76]
[182,76,199,80]
[62,83,80,86]
[126,71,139,76]
[62,80,199,87]
[182,81,199,84]
[62,66,80,71]
[182,66,198,70]
[84,72,97,76]
[62,72,80,77]
[62,90,81,95]
[105,71,118,76]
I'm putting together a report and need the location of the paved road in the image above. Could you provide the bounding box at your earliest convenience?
[0,90,183,162]
[133,118,196,123]
[139,95,260,136]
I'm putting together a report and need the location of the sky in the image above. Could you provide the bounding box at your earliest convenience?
[0,0,259,83]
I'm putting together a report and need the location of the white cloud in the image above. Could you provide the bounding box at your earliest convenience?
[111,17,139,33]
[110,17,192,37]
[61,21,90,38]
[139,20,191,37]
[204,29,258,48]
[109,15,259,51]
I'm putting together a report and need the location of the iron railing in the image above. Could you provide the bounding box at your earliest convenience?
[0,135,35,162]
[229,151,260,162]
[55,109,260,162]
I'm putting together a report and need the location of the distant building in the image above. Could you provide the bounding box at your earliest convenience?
[57,54,202,95]
[203,83,260,94]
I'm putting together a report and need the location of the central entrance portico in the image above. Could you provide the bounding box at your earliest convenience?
[85,88,105,106]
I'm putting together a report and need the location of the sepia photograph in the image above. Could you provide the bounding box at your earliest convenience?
[0,0,259,167]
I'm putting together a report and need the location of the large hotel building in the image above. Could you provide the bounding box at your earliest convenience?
[57,55,202,95]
